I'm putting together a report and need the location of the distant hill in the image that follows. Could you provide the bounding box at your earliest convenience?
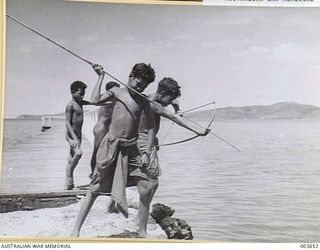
[187,102,320,120]
[15,110,93,120]
[16,113,65,120]
[14,102,320,120]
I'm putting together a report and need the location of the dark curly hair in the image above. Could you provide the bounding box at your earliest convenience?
[70,81,87,93]
[105,81,120,91]
[156,77,181,99]
[129,63,155,84]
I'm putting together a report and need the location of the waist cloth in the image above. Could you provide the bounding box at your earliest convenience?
[137,133,161,179]
[90,133,148,218]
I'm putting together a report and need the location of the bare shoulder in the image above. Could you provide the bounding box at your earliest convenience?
[151,101,164,114]
[67,101,83,113]
[140,94,151,108]
[109,86,121,97]
[66,101,75,111]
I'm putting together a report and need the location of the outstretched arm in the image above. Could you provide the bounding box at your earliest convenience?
[91,91,115,105]
[141,100,156,167]
[154,103,209,136]
[79,100,91,105]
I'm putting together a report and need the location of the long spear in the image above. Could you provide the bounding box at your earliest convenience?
[6,14,153,103]
[6,14,94,66]
[7,14,240,152]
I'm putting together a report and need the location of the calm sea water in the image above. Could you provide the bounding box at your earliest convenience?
[1,119,320,242]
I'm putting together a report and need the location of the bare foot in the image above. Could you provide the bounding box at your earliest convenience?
[70,231,79,237]
[65,177,74,190]
[137,230,146,238]
[108,200,119,214]
[65,184,74,190]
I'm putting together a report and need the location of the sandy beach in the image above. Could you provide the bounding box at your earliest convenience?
[0,189,166,239]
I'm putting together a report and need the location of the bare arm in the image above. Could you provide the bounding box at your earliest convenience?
[90,64,106,103]
[80,100,91,105]
[141,99,156,167]
[155,103,208,136]
[91,91,115,106]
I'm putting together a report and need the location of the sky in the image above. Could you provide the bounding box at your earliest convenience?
[4,0,320,118]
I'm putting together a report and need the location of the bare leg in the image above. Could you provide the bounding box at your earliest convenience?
[90,146,98,177]
[71,192,99,237]
[137,178,159,237]
[90,123,107,176]
[65,147,82,189]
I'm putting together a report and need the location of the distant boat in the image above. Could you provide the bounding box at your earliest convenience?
[41,116,52,132]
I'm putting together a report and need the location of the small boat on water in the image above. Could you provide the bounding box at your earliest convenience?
[41,116,52,132]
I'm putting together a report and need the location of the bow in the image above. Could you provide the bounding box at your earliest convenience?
[158,103,241,152]
[159,134,200,147]
[158,102,216,147]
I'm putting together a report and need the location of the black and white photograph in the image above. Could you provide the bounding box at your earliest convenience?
[1,0,320,243]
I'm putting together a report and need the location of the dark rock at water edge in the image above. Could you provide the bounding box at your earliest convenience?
[107,230,142,238]
[150,203,175,223]
[151,203,193,240]
[160,217,193,240]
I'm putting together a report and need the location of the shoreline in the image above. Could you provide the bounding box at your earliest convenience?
[0,189,166,239]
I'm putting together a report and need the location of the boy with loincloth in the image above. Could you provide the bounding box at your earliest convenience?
[71,63,156,237]
[65,81,91,190]
[89,81,120,178]
[135,77,210,236]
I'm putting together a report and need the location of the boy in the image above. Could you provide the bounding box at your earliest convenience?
[90,81,120,178]
[65,81,90,190]
[71,63,156,237]
[136,77,210,237]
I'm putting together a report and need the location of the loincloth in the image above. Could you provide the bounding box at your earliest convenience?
[89,133,148,217]
[137,133,161,179]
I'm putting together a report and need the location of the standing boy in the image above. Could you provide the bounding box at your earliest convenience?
[136,77,210,237]
[65,81,90,190]
[90,81,120,178]
[71,63,156,237]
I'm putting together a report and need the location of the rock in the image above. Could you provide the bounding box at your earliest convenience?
[107,230,142,238]
[160,217,193,240]
[150,203,175,223]
[150,203,193,240]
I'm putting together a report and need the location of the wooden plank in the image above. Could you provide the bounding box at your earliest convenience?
[0,189,91,213]
[0,187,111,212]
[0,190,88,198]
